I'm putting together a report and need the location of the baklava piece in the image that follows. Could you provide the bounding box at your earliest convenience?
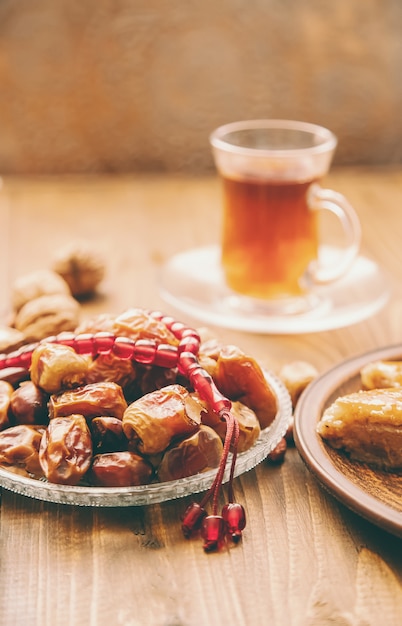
[317,388,402,471]
[360,360,402,390]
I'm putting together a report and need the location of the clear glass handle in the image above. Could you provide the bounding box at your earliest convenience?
[308,184,361,284]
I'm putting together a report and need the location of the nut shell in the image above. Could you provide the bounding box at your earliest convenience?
[12,269,71,312]
[52,241,106,297]
[0,326,25,353]
[14,294,80,341]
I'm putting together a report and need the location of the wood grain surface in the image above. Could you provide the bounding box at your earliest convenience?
[1,167,402,626]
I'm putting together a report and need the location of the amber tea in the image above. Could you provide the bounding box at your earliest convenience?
[221,176,319,300]
[210,120,361,313]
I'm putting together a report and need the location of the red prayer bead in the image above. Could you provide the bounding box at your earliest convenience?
[4,354,23,369]
[112,337,135,359]
[180,328,201,343]
[169,321,186,337]
[42,335,57,345]
[153,344,178,368]
[133,339,157,364]
[178,336,200,354]
[181,502,207,538]
[18,345,36,369]
[74,333,96,355]
[93,332,115,354]
[160,316,176,330]
[222,503,246,543]
[177,351,198,376]
[201,515,226,552]
[191,370,231,414]
[55,331,76,348]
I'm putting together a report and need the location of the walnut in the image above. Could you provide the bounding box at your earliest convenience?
[0,326,25,353]
[11,269,71,312]
[51,241,106,297]
[14,294,80,341]
[278,360,318,409]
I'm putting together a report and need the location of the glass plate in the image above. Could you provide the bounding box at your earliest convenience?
[0,372,292,507]
[159,245,389,334]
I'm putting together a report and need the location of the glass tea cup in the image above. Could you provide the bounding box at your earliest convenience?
[210,120,361,315]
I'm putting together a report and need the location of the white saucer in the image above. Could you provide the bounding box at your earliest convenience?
[159,245,390,334]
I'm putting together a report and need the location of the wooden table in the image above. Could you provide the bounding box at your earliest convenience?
[1,167,402,626]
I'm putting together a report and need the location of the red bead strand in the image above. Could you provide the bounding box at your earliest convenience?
[0,310,243,553]
[211,410,236,516]
[227,416,240,504]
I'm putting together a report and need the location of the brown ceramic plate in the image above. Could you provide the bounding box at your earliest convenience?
[293,344,402,539]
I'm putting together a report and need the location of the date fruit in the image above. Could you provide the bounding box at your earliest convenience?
[30,342,89,394]
[77,308,179,345]
[39,415,92,485]
[49,381,128,421]
[10,381,49,426]
[91,416,127,453]
[157,425,223,482]
[214,345,277,429]
[0,367,30,388]
[211,401,261,453]
[122,384,201,455]
[266,437,287,464]
[86,353,137,388]
[0,424,45,475]
[0,380,13,431]
[90,451,153,486]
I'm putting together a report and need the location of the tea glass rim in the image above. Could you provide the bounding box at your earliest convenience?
[209,119,338,158]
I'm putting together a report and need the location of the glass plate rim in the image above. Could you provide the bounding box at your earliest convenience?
[0,371,292,507]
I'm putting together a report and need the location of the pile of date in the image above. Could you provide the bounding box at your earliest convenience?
[0,307,316,489]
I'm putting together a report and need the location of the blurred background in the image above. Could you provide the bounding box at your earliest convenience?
[0,0,401,175]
